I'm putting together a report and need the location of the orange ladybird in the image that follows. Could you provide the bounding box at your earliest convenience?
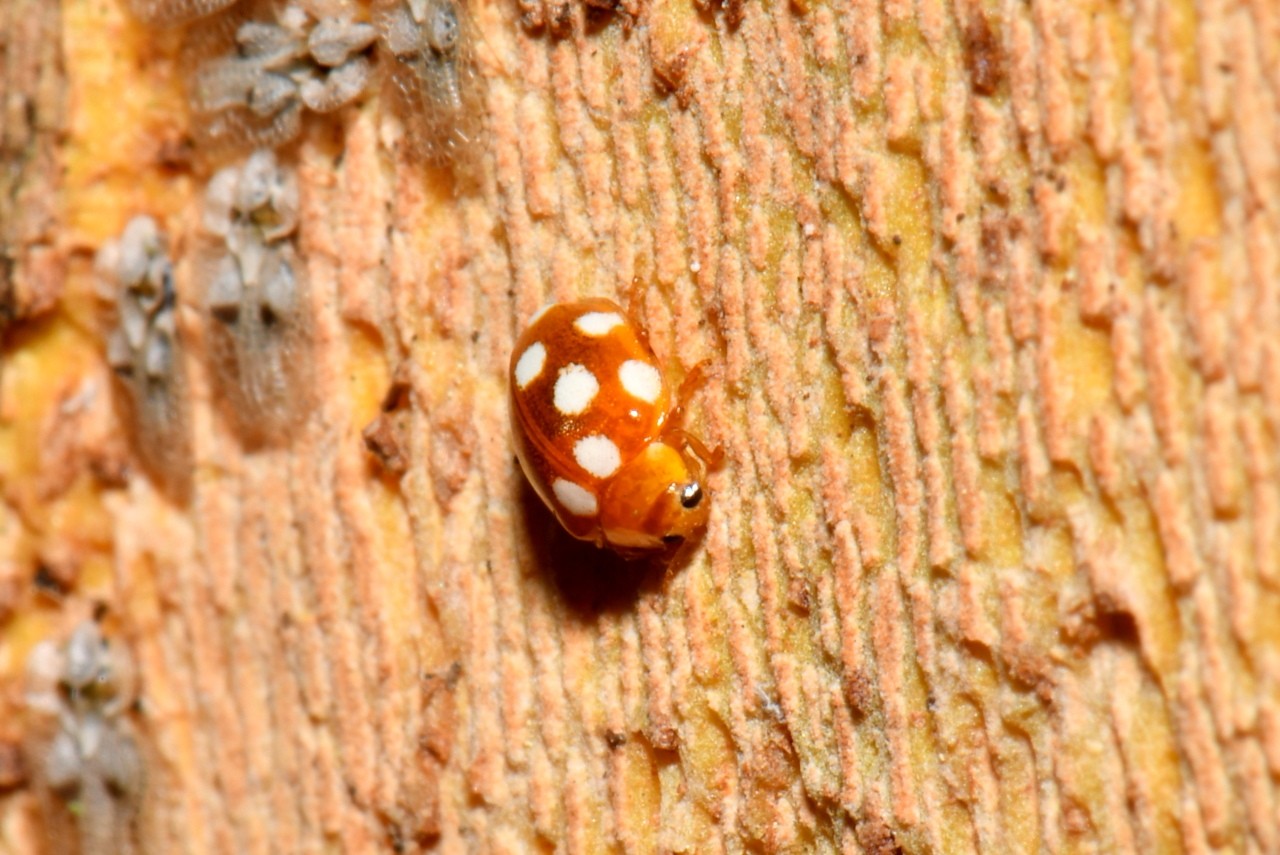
[509,298,713,556]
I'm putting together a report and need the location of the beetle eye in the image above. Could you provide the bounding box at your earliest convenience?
[680,483,703,509]
[662,534,684,546]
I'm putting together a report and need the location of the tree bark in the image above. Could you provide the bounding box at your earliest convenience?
[1,0,1278,852]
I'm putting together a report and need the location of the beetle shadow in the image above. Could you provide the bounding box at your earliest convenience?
[516,479,668,618]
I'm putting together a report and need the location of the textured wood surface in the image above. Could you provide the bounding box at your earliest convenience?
[2,0,1279,852]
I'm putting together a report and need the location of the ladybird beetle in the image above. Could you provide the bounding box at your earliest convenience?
[509,298,713,556]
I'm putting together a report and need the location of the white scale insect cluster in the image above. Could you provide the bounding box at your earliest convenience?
[185,0,378,153]
[103,0,488,464]
[373,0,483,169]
[25,622,143,855]
[96,215,192,502]
[200,148,311,446]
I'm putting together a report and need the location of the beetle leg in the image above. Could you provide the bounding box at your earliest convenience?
[665,427,724,473]
[617,279,653,351]
[669,359,712,423]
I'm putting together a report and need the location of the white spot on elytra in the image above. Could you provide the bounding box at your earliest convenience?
[619,360,661,404]
[553,479,598,516]
[514,341,546,389]
[528,304,552,327]
[554,364,599,415]
[575,311,623,337]
[574,435,622,478]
